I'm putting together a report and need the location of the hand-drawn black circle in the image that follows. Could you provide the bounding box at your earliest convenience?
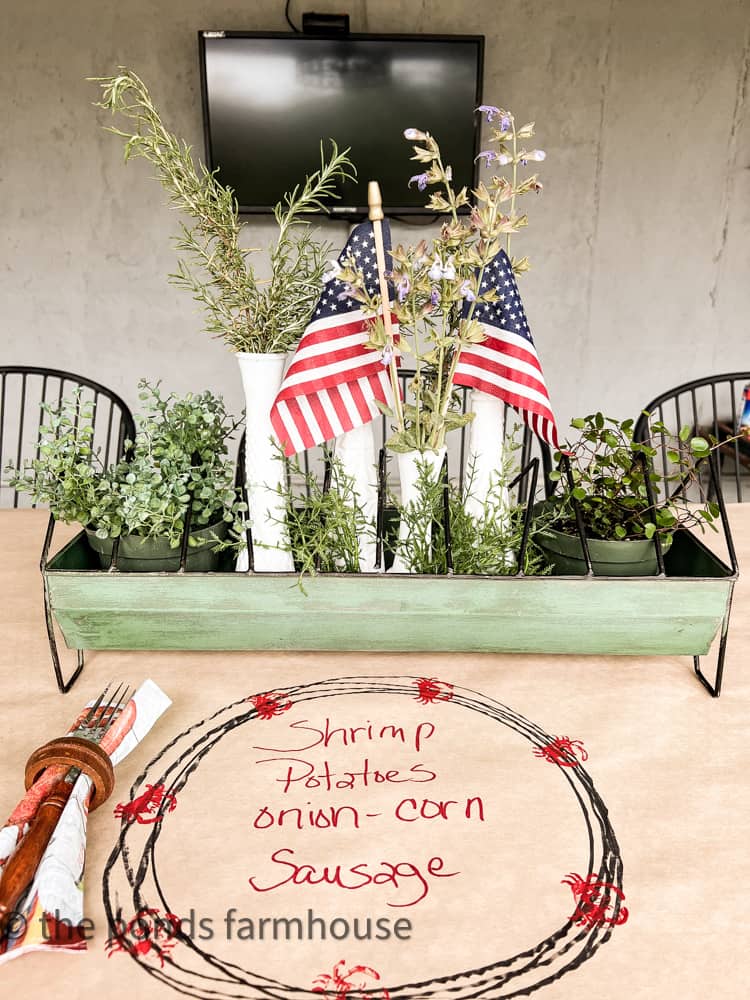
[103,676,625,997]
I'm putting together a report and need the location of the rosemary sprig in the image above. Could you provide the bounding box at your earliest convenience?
[91,69,355,354]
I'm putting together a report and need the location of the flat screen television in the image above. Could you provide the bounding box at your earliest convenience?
[198,31,484,216]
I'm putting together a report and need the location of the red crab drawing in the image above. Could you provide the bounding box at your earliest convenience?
[562,872,629,927]
[105,908,182,966]
[413,677,454,704]
[313,960,390,999]
[533,736,588,767]
[113,783,178,825]
[248,691,293,719]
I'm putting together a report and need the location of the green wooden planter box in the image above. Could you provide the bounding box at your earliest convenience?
[44,526,735,658]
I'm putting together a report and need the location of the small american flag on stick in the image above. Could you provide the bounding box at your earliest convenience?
[270,221,398,457]
[454,248,559,450]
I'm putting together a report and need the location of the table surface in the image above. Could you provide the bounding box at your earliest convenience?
[1,509,749,999]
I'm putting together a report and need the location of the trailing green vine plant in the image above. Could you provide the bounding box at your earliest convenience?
[545,412,731,542]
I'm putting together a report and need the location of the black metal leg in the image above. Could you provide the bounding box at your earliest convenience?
[40,511,85,693]
[43,574,85,693]
[693,606,731,698]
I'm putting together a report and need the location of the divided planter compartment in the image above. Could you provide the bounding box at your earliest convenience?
[44,524,735,658]
[84,521,229,573]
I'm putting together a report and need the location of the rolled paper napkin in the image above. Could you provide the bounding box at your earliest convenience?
[0,679,171,962]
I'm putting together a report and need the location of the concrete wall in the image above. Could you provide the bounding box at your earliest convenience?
[2,0,749,437]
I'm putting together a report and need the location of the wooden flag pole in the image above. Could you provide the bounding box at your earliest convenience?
[368,181,404,429]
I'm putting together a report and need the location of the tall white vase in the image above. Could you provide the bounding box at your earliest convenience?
[235,353,294,573]
[334,423,379,571]
[463,390,514,570]
[390,447,446,573]
[464,390,511,524]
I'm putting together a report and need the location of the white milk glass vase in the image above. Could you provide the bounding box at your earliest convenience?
[234,353,294,573]
[334,423,379,571]
[463,390,514,567]
[390,447,447,574]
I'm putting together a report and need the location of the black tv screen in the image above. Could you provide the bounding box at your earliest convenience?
[198,31,484,215]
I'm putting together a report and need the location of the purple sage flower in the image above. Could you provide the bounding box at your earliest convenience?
[459,280,476,302]
[381,345,395,366]
[476,104,501,122]
[408,172,429,191]
[475,150,499,165]
[500,114,512,131]
[403,127,425,141]
[336,282,354,301]
[428,256,456,281]
[430,286,440,306]
[397,275,410,303]
[428,258,444,282]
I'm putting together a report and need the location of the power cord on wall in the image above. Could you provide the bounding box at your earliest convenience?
[285,0,300,32]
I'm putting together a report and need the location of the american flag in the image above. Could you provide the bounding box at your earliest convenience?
[270,221,398,457]
[454,248,559,449]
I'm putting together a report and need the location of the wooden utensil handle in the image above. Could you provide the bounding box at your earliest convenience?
[0,781,73,935]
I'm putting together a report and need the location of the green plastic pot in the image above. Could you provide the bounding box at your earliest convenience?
[85,520,228,572]
[535,522,673,577]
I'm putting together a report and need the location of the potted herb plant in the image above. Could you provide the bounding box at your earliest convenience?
[534,412,720,576]
[269,428,546,584]
[9,380,247,572]
[91,70,354,571]
[388,456,549,576]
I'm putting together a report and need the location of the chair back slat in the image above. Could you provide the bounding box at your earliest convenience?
[0,367,135,510]
[635,372,750,504]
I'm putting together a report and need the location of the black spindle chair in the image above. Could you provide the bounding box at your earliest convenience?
[634,372,750,504]
[0,366,135,692]
[633,373,747,696]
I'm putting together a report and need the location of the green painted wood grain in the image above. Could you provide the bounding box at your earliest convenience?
[47,571,733,656]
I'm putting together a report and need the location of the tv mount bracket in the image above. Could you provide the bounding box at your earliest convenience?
[302,12,350,34]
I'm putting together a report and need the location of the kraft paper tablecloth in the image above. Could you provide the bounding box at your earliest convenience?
[0,510,748,999]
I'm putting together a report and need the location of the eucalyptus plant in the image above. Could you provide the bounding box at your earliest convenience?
[9,381,247,548]
[334,105,545,454]
[546,413,720,542]
[91,69,355,353]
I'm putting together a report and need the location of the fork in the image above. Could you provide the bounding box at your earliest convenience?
[0,683,133,936]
